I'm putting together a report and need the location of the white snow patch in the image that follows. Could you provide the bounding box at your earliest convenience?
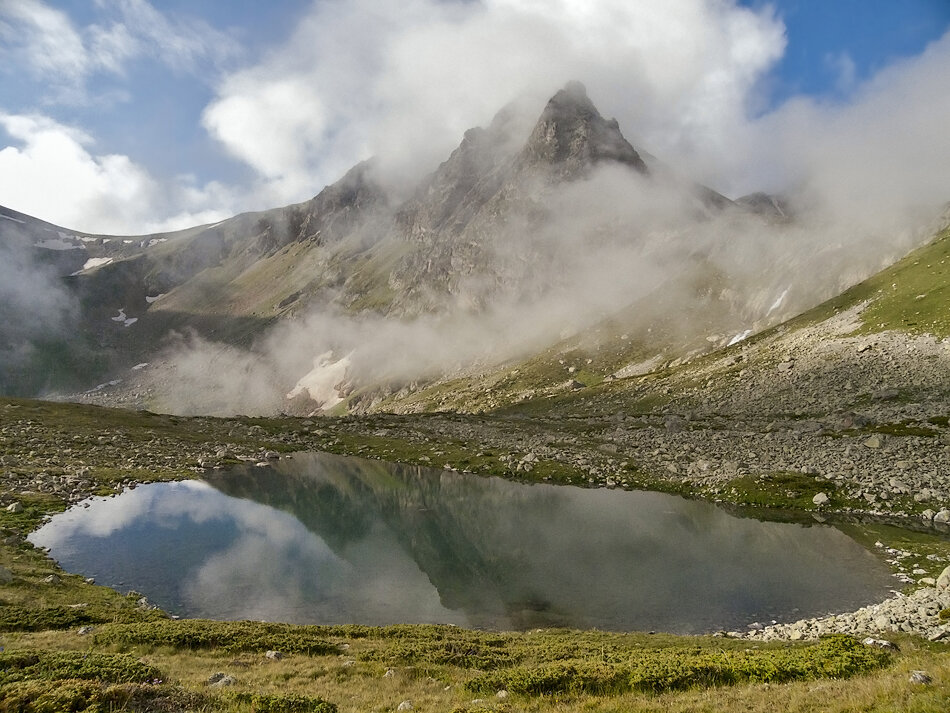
[34,237,82,251]
[81,257,113,270]
[123,239,134,244]
[145,294,166,304]
[766,288,790,316]
[146,238,167,248]
[131,362,149,370]
[110,308,138,327]
[0,213,25,224]
[727,329,753,346]
[286,351,352,409]
[79,236,98,243]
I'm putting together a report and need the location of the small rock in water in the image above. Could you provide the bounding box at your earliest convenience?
[909,670,933,685]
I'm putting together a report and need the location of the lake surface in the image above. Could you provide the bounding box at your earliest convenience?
[30,452,895,633]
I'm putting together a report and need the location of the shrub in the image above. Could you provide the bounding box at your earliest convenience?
[232,692,339,713]
[94,619,339,655]
[0,649,163,685]
[465,636,890,696]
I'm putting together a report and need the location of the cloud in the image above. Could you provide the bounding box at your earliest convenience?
[0,0,92,90]
[202,0,786,202]
[0,112,233,233]
[0,0,240,103]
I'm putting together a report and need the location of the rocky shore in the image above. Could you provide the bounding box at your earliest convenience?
[741,566,950,643]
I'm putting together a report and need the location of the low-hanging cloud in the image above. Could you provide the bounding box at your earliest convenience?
[202,0,786,203]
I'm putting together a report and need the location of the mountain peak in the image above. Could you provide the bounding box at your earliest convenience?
[521,81,647,177]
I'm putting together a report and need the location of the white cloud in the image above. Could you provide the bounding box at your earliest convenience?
[0,112,232,233]
[202,0,786,203]
[0,0,91,89]
[0,0,240,103]
[100,0,241,74]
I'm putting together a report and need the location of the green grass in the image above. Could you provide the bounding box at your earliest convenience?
[465,635,890,696]
[722,472,847,511]
[94,620,339,655]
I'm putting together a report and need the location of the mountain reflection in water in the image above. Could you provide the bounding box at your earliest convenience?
[30,452,894,632]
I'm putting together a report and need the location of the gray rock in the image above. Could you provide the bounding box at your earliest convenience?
[812,492,830,507]
[936,565,950,590]
[207,672,236,687]
[862,637,899,651]
[77,626,95,635]
[909,670,932,685]
[496,689,510,699]
[397,701,413,711]
[863,435,884,449]
[934,509,950,524]
[922,509,936,521]
[0,566,13,583]
[265,650,283,660]
[42,574,61,585]
[5,502,23,513]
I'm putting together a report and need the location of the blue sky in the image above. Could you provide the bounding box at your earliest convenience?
[1,0,949,233]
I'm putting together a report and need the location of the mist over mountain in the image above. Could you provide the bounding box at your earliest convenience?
[0,82,944,415]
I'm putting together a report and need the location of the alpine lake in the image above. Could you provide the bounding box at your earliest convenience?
[29,451,896,634]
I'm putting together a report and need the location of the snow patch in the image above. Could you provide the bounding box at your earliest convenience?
[145,294,166,304]
[766,288,789,316]
[123,239,134,244]
[727,329,753,346]
[146,238,168,248]
[81,257,113,270]
[286,351,352,409]
[0,213,25,224]
[110,308,138,327]
[34,237,82,251]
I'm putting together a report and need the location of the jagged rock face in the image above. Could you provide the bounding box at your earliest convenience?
[517,80,648,179]
[385,82,659,314]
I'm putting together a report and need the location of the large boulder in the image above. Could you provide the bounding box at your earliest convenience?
[936,566,950,590]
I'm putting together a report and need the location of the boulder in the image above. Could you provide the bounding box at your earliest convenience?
[0,566,13,583]
[397,702,413,711]
[812,492,830,507]
[936,565,950,590]
[934,509,950,524]
[5,502,23,513]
